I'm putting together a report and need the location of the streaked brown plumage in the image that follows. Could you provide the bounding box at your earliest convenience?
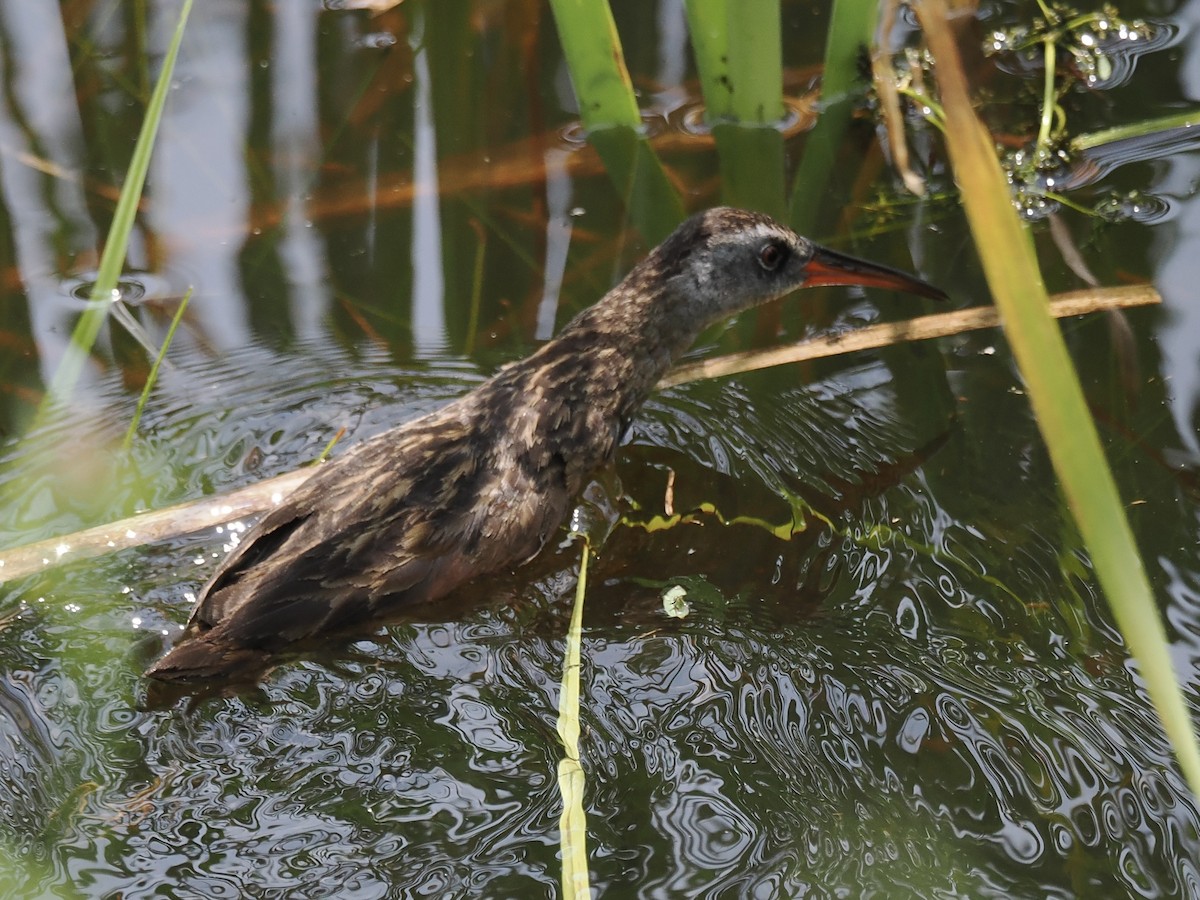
[146,207,946,681]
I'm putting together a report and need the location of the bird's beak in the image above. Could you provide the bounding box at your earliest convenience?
[804,245,948,302]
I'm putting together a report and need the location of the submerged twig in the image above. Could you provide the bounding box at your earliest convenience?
[660,284,1159,387]
[0,468,316,583]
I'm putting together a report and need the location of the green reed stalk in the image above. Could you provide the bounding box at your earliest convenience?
[789,0,878,233]
[41,0,193,413]
[915,0,1200,798]
[726,0,783,123]
[557,540,591,899]
[546,0,640,130]
[683,0,733,119]
[548,1,683,241]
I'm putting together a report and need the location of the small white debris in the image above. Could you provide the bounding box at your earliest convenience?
[55,543,70,559]
[662,585,690,619]
[131,617,142,629]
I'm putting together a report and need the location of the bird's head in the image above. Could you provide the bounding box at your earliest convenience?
[649,207,946,332]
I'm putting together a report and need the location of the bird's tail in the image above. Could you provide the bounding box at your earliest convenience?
[144,631,270,683]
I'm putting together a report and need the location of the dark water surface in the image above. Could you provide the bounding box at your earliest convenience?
[1,1,1199,896]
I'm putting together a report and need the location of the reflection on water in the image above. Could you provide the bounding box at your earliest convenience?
[0,339,481,549]
[3,350,1200,896]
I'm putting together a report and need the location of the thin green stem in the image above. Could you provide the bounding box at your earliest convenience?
[121,288,193,452]
[1073,110,1200,151]
[41,0,193,413]
[462,225,486,356]
[897,87,947,131]
[1043,191,1096,216]
[1037,37,1056,149]
[557,538,591,899]
[313,427,347,465]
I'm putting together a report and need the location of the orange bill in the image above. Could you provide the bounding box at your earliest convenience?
[805,245,948,302]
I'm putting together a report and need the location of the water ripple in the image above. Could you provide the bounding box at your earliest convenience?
[1,343,1198,897]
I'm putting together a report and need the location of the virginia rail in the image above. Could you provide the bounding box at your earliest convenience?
[147,207,946,681]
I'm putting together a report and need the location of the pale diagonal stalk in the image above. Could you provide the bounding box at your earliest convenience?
[557,540,591,900]
[40,0,193,414]
[914,0,1200,797]
[0,285,1159,580]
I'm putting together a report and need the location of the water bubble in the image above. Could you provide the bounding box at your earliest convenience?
[62,271,173,307]
[1094,190,1172,224]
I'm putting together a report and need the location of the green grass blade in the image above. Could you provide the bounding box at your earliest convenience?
[41,0,193,412]
[1073,109,1200,152]
[121,287,192,451]
[788,0,878,233]
[725,0,782,123]
[915,0,1200,797]
[588,127,685,244]
[546,0,640,131]
[683,0,733,119]
[549,2,683,240]
[557,540,591,899]
[688,0,786,216]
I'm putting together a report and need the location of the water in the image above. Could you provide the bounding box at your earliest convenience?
[0,0,1199,896]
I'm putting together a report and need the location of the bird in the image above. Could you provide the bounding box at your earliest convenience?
[146,207,946,682]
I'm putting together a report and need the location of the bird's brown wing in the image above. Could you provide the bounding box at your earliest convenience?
[149,404,571,680]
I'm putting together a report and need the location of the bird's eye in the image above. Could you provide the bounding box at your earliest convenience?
[758,241,787,272]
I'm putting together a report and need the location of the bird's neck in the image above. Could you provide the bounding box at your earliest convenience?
[539,275,699,415]
[489,271,701,486]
